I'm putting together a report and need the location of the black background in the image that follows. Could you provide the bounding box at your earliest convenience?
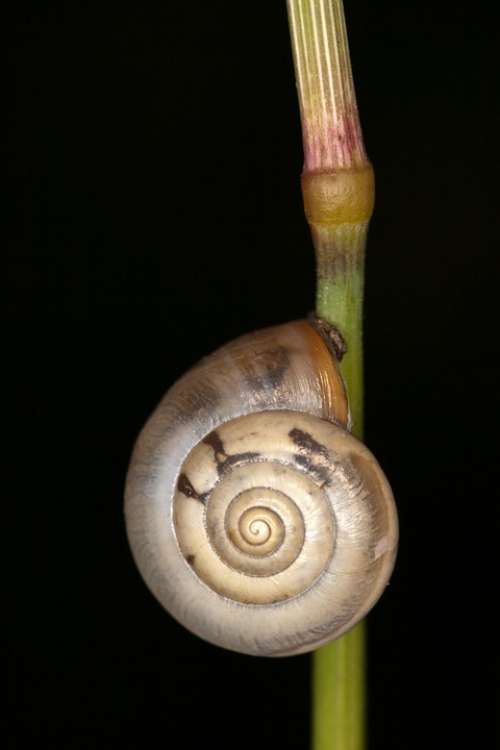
[9,1,497,749]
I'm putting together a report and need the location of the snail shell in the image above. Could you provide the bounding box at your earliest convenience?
[125,320,398,657]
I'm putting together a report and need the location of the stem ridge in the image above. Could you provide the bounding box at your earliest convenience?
[286,2,373,749]
[287,0,367,172]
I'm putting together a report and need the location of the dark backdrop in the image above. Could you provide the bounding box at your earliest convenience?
[9,2,497,749]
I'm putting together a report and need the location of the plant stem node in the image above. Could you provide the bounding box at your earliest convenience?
[302,166,374,227]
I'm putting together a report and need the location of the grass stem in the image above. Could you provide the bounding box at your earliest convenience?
[286,2,374,748]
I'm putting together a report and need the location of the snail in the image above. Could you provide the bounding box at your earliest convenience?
[124,317,398,657]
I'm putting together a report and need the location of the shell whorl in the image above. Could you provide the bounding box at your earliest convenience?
[174,415,337,606]
[125,321,398,657]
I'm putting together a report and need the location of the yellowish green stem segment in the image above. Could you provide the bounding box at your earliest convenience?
[286,2,375,749]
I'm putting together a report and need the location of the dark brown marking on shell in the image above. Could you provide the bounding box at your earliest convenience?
[294,454,332,485]
[203,431,226,458]
[177,473,209,503]
[289,428,330,459]
[241,345,290,393]
[221,451,261,472]
[203,429,260,476]
[185,554,196,566]
[308,314,347,361]
[289,427,333,485]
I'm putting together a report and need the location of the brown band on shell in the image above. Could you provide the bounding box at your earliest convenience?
[239,345,290,392]
[203,429,261,475]
[289,427,334,486]
[177,473,209,504]
[288,427,330,459]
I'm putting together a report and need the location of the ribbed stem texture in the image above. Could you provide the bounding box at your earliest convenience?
[287,0,367,171]
[286,2,374,750]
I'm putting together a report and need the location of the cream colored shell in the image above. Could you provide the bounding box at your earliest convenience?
[125,321,398,657]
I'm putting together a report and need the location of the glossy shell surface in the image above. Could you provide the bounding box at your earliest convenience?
[125,321,398,656]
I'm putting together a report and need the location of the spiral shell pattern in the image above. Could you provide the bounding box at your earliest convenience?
[174,414,337,604]
[125,321,398,656]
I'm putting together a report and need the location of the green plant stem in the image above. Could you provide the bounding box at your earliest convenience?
[312,624,366,750]
[312,235,366,750]
[312,218,368,750]
[286,2,373,749]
